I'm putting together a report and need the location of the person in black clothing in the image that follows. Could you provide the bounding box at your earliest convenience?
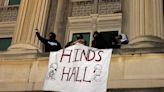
[92,31,99,47]
[111,35,121,49]
[92,31,109,49]
[35,29,61,52]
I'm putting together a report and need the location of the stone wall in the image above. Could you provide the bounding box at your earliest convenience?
[0,51,164,91]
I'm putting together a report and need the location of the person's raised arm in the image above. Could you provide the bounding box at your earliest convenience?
[35,29,47,44]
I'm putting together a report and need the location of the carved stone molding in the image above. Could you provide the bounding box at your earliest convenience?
[0,22,16,38]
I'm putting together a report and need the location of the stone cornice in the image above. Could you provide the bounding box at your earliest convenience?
[68,13,122,31]
[0,22,16,38]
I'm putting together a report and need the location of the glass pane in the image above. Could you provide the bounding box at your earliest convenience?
[0,38,12,51]
[72,32,90,46]
[9,0,21,5]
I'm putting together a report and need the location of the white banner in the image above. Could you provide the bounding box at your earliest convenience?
[43,43,112,92]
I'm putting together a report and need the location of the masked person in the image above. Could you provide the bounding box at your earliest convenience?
[35,29,61,52]
[92,31,109,49]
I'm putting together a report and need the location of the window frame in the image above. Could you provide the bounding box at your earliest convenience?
[4,0,20,6]
[98,28,121,34]
[69,30,93,46]
[68,29,121,47]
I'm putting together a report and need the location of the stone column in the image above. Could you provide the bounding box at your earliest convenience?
[53,0,67,47]
[8,0,50,52]
[122,0,164,48]
[0,0,5,6]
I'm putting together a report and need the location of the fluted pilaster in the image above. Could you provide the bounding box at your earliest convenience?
[8,0,50,52]
[122,0,164,48]
[53,0,68,47]
[0,0,5,6]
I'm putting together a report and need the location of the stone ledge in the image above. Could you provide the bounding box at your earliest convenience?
[0,50,39,60]
[0,53,164,91]
[0,47,163,60]
[113,47,164,55]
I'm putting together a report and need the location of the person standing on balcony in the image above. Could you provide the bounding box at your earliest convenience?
[35,29,61,52]
[92,31,109,49]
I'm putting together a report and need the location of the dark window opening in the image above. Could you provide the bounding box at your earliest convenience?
[163,0,164,12]
[100,31,119,48]
[0,38,12,51]
[9,0,21,5]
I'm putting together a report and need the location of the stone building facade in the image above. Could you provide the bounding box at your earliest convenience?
[0,0,164,92]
